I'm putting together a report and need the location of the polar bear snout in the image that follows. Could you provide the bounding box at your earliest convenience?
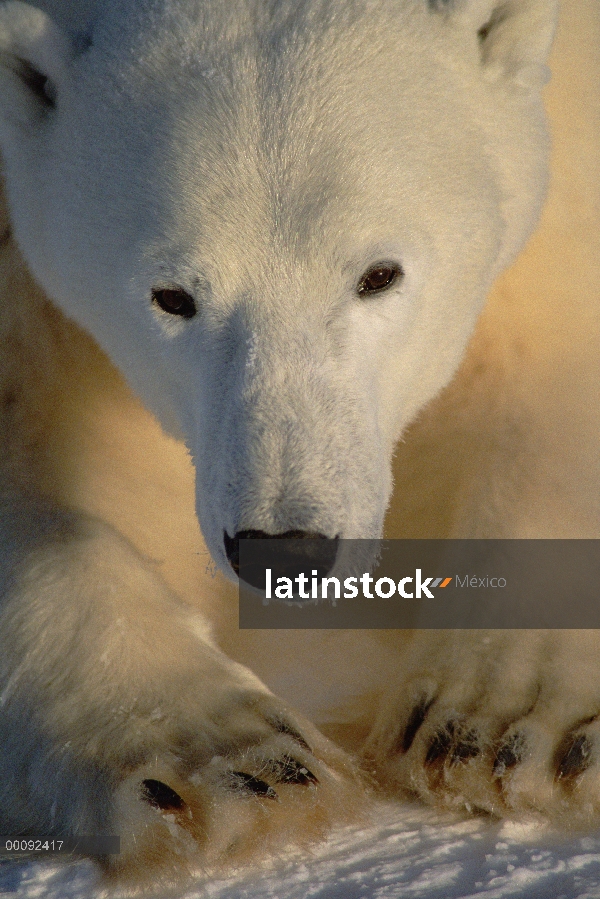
[224,528,338,587]
[192,326,391,564]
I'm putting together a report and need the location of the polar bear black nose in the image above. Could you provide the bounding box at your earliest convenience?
[224,529,338,589]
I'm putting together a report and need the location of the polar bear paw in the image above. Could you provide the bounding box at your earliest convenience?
[363,631,600,827]
[108,694,363,887]
[0,505,363,889]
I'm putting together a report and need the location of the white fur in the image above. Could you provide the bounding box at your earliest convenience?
[0,0,598,890]
[0,0,555,562]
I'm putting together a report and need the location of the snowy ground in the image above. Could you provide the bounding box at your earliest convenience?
[3,803,600,899]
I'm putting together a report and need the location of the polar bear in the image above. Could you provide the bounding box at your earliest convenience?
[0,0,598,889]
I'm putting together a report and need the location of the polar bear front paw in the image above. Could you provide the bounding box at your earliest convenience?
[109,693,363,887]
[363,630,600,827]
[0,507,363,889]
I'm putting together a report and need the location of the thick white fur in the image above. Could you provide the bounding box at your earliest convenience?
[0,0,598,890]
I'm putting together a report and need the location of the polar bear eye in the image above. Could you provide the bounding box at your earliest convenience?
[357,263,403,296]
[152,287,197,318]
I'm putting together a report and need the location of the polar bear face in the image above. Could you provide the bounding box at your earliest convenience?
[0,0,556,570]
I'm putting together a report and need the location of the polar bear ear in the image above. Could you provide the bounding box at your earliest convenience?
[0,1,73,128]
[448,0,559,90]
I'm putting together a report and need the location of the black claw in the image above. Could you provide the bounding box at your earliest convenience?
[228,771,278,799]
[451,729,480,764]
[268,755,318,785]
[141,779,185,811]
[557,734,593,781]
[397,697,435,754]
[425,723,455,765]
[493,733,526,777]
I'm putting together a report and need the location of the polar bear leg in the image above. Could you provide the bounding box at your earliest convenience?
[365,630,600,825]
[0,495,362,885]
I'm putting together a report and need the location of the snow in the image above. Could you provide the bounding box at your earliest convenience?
[3,804,600,899]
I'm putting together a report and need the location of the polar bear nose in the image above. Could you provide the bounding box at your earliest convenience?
[224,529,338,588]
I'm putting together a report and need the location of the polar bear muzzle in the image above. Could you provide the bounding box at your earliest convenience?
[224,529,339,588]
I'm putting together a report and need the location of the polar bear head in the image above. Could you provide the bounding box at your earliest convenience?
[0,0,557,573]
